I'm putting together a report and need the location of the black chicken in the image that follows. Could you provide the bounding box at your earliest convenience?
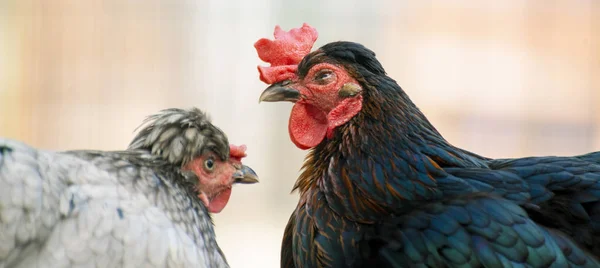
[255,24,600,267]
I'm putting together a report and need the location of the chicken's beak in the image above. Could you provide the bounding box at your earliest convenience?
[232,165,259,184]
[259,80,301,103]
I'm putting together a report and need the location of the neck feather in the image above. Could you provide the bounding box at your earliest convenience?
[294,76,487,222]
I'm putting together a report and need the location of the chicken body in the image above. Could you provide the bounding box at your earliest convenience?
[0,108,257,268]
[256,25,600,267]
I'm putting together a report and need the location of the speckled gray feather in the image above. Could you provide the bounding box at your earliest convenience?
[0,108,233,268]
[128,108,230,166]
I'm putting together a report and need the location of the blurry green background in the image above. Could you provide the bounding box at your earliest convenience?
[0,1,599,267]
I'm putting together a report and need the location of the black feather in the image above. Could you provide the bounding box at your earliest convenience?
[282,41,600,267]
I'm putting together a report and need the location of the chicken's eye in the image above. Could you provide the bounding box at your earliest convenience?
[313,70,335,85]
[204,158,215,171]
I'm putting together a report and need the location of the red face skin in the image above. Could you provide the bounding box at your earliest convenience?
[183,145,248,213]
[287,63,363,149]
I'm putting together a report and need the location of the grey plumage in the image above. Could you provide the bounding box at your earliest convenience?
[128,108,230,166]
[0,107,247,268]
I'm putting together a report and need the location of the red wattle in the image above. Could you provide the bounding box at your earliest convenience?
[289,102,328,150]
[326,96,363,138]
[208,188,232,213]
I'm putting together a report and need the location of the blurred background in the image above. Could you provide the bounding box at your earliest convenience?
[0,0,598,267]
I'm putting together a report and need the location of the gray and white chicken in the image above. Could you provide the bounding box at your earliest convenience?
[0,107,259,268]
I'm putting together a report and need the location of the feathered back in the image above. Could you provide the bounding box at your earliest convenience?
[128,108,230,166]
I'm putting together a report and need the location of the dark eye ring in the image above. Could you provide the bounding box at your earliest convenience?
[204,158,215,171]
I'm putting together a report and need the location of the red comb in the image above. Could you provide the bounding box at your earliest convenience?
[254,23,318,84]
[229,144,247,162]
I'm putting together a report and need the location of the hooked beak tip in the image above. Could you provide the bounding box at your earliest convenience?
[232,165,259,184]
[258,81,301,103]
